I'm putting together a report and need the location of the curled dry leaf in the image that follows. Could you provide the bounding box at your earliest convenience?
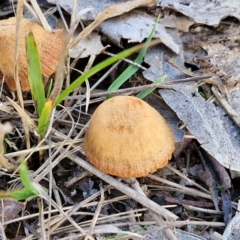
[0,122,16,171]
[0,17,63,91]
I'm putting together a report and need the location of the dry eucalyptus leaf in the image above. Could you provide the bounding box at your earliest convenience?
[47,0,157,21]
[0,198,24,222]
[70,32,106,58]
[161,14,194,33]
[142,30,184,82]
[69,0,157,49]
[223,213,240,240]
[100,10,180,54]
[0,17,63,91]
[158,0,240,26]
[159,84,240,171]
[200,42,240,87]
[0,122,16,171]
[146,95,184,143]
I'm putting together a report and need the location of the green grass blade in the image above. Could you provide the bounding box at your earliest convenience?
[26,31,46,117]
[0,189,36,200]
[38,99,53,137]
[0,161,39,201]
[136,75,166,99]
[107,15,160,92]
[8,188,37,200]
[20,160,39,195]
[54,39,160,107]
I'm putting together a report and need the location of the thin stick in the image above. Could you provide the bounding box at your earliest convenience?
[81,75,212,100]
[212,86,240,128]
[67,153,178,221]
[127,178,178,240]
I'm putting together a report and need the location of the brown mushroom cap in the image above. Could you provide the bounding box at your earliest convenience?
[83,96,175,178]
[0,17,63,91]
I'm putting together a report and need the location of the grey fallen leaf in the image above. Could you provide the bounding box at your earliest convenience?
[100,10,180,54]
[142,27,240,171]
[223,212,240,240]
[158,0,240,26]
[161,14,194,32]
[69,31,106,58]
[46,0,130,21]
[159,84,240,171]
[142,28,184,82]
[0,199,24,222]
[146,95,184,143]
[200,42,240,87]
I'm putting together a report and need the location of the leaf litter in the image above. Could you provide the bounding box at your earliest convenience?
[0,0,240,239]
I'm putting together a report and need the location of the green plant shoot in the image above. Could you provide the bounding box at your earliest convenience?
[54,39,160,107]
[136,75,166,99]
[0,161,39,201]
[107,15,161,93]
[19,160,39,195]
[38,99,53,137]
[26,31,46,117]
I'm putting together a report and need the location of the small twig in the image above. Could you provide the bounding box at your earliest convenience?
[148,174,212,200]
[166,165,210,194]
[85,188,104,239]
[48,189,102,235]
[211,85,240,128]
[183,205,223,214]
[104,51,148,71]
[4,139,81,158]
[65,171,90,188]
[0,221,6,240]
[67,153,178,221]
[38,198,47,240]
[81,75,212,100]
[126,178,178,240]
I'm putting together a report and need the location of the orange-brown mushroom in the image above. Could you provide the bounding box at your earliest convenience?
[0,17,63,91]
[83,96,175,178]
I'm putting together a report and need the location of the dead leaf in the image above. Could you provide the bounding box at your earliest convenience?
[159,85,240,171]
[161,14,194,32]
[200,42,240,87]
[100,10,180,54]
[223,212,240,239]
[0,17,63,91]
[70,32,106,58]
[159,0,240,26]
[0,198,24,222]
[69,0,157,49]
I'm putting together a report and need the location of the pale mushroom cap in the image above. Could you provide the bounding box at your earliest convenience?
[0,17,63,91]
[83,96,175,178]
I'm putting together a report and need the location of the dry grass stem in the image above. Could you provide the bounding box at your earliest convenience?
[67,153,178,220]
[127,177,178,240]
[212,85,240,128]
[148,174,212,200]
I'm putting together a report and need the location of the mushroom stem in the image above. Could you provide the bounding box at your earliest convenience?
[68,153,178,221]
